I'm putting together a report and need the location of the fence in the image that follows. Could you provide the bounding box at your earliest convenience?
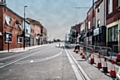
[79,44,116,61]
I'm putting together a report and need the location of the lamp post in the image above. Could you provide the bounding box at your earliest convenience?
[92,0,94,45]
[23,6,27,49]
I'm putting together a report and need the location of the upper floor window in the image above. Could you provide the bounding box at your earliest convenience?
[97,6,100,13]
[108,0,113,14]
[118,0,120,7]
[97,20,100,27]
[88,21,90,29]
[5,15,12,26]
[18,24,22,30]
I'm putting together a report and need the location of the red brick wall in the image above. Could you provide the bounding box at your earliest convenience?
[34,25,41,45]
[0,7,4,50]
[106,0,120,25]
[2,7,23,50]
[30,24,36,45]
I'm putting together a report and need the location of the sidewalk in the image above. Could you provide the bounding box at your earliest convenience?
[0,45,46,53]
[68,48,115,80]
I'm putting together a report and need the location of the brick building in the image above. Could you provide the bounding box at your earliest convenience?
[86,1,98,45]
[95,0,106,46]
[26,18,42,45]
[106,0,120,52]
[42,26,47,44]
[0,1,24,50]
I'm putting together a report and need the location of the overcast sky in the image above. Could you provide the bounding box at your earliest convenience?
[7,0,96,40]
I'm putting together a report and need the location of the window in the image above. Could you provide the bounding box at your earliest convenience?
[108,0,113,14]
[17,35,22,43]
[97,6,100,12]
[114,25,118,41]
[118,0,120,7]
[5,32,12,42]
[88,21,90,29]
[97,20,100,27]
[18,24,22,30]
[26,26,28,33]
[108,25,118,42]
[5,15,12,26]
[108,28,112,42]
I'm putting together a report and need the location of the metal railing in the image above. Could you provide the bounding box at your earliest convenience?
[79,44,115,61]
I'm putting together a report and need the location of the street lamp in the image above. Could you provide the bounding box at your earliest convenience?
[23,6,27,49]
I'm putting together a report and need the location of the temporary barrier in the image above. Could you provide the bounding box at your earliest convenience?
[116,68,120,80]
[116,53,120,64]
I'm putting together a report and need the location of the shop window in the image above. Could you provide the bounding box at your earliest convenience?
[108,25,118,42]
[114,25,118,41]
[5,32,12,42]
[17,35,22,43]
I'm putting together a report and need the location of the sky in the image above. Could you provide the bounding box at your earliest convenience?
[7,0,95,40]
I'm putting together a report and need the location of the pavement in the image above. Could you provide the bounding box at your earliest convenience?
[0,44,46,53]
[67,48,118,80]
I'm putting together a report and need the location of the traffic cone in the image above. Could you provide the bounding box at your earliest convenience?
[110,60,116,78]
[97,54,102,68]
[103,58,108,73]
[80,49,83,55]
[90,50,94,64]
[82,50,85,59]
[75,49,78,54]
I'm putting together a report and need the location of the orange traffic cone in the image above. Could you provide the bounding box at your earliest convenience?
[110,60,116,78]
[80,49,83,55]
[75,49,78,54]
[90,50,94,64]
[103,58,108,73]
[82,50,85,59]
[97,54,102,68]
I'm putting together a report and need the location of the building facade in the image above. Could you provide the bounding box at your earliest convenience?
[42,27,47,44]
[106,0,120,52]
[95,0,106,46]
[26,18,42,45]
[0,2,24,50]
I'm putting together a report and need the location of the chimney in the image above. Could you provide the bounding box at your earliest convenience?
[0,0,6,5]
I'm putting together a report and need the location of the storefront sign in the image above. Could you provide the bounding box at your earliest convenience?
[94,28,99,36]
[25,34,30,37]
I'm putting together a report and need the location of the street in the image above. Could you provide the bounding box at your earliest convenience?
[0,43,117,80]
[0,43,78,80]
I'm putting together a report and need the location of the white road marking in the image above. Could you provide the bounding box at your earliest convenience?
[65,50,83,80]
[0,45,52,61]
[14,52,62,65]
[0,46,58,68]
[67,50,91,80]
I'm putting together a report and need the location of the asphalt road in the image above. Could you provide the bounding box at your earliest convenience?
[0,43,78,80]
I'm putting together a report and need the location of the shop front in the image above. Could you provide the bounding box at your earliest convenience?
[25,34,30,47]
[93,26,106,46]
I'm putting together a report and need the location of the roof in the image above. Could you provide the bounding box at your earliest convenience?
[26,18,42,27]
[0,5,23,19]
